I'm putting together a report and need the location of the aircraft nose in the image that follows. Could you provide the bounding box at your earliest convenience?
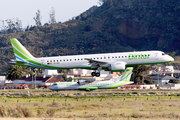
[168,55,174,62]
[170,56,174,61]
[48,86,52,90]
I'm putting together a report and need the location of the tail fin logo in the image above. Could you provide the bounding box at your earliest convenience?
[10,38,35,61]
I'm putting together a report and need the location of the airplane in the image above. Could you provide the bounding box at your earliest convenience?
[48,67,134,91]
[9,38,174,77]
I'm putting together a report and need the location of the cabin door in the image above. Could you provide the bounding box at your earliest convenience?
[155,53,159,60]
[41,59,45,67]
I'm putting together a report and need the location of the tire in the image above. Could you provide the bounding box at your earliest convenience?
[91,72,96,76]
[96,72,100,77]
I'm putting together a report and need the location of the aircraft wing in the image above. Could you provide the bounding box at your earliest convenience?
[85,58,107,68]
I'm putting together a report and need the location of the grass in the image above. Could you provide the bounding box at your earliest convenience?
[0,89,180,119]
[0,95,180,119]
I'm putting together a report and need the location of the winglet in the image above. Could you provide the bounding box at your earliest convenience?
[10,38,35,61]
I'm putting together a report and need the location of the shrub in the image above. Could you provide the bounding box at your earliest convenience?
[51,101,59,107]
[37,110,44,117]
[46,108,55,117]
[16,106,33,117]
[0,106,6,117]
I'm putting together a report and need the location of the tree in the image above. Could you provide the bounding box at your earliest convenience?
[24,67,45,76]
[49,7,56,24]
[131,65,151,84]
[67,77,73,82]
[58,69,72,81]
[6,65,25,80]
[5,18,22,33]
[98,0,107,5]
[144,77,154,84]
[33,10,42,26]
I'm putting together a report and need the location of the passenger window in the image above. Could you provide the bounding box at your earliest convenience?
[122,56,123,58]
[104,57,106,59]
[50,60,52,62]
[63,60,65,61]
[75,59,76,61]
[57,60,58,62]
[97,57,99,59]
[54,60,55,62]
[119,56,120,58]
[108,57,110,59]
[47,61,49,62]
[100,57,102,59]
[112,57,114,58]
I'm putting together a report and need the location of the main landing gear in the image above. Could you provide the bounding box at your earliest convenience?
[91,67,102,77]
[91,72,100,77]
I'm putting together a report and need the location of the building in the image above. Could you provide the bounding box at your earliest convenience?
[42,69,58,75]
[12,75,65,88]
[72,69,122,79]
[152,75,175,87]
[0,76,12,83]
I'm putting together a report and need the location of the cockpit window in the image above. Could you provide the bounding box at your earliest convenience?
[162,53,167,56]
[53,83,58,86]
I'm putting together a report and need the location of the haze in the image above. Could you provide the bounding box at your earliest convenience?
[0,0,99,28]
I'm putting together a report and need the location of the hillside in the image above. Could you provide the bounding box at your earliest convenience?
[0,0,179,74]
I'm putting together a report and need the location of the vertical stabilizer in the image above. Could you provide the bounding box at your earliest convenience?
[10,38,35,61]
[114,67,133,82]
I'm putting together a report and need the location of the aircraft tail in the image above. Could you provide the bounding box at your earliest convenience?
[113,67,133,82]
[10,38,35,62]
[100,67,133,89]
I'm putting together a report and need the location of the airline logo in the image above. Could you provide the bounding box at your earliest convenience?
[128,53,150,60]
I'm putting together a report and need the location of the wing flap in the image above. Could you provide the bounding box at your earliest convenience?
[85,58,108,69]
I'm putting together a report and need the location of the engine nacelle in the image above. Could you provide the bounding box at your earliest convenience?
[77,79,95,85]
[77,80,86,85]
[107,62,126,72]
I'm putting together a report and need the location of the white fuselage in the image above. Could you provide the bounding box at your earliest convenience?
[50,80,113,90]
[36,51,174,69]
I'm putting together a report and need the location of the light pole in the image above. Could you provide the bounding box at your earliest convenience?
[34,68,37,89]
[158,72,159,88]
[32,74,33,88]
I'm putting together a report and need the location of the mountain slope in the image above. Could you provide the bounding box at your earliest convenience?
[0,0,179,74]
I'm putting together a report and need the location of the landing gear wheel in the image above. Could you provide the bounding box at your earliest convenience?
[96,72,100,77]
[91,72,96,76]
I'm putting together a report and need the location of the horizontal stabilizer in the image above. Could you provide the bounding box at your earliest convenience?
[9,59,27,64]
[122,81,134,86]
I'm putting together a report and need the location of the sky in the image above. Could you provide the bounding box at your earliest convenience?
[0,0,100,28]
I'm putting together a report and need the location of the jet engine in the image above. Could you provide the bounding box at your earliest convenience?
[107,62,126,72]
